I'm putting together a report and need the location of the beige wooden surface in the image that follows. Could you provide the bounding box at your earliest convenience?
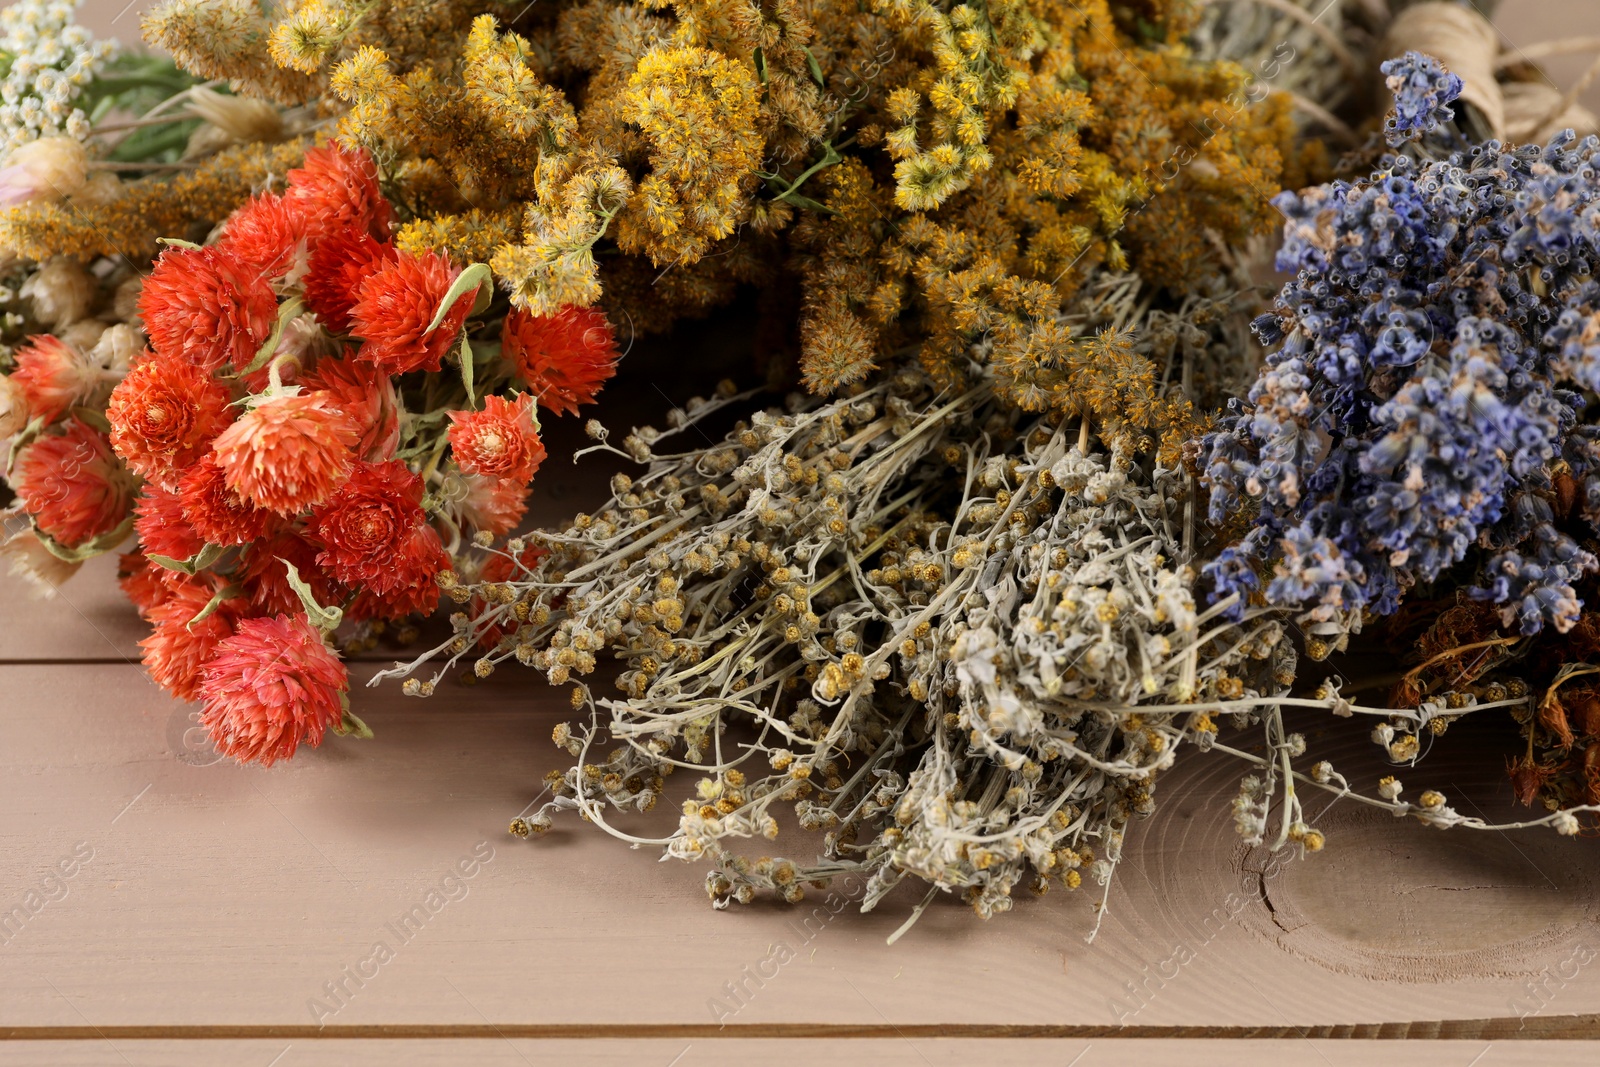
[5,1,1600,1064]
[6,605,1600,1065]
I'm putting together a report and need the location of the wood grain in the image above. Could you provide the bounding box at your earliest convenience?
[4,663,1599,1045]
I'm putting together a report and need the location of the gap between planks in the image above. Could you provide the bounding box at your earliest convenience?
[3,1018,1600,1040]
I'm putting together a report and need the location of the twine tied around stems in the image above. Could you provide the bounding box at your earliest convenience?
[1383,0,1599,143]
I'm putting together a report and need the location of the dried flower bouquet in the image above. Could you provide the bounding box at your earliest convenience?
[1,0,1598,933]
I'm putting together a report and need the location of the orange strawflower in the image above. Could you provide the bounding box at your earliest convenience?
[451,470,529,538]
[179,454,274,546]
[501,305,620,416]
[304,229,399,334]
[216,191,313,279]
[198,613,348,766]
[12,417,133,548]
[139,245,277,373]
[107,351,234,490]
[446,392,546,484]
[350,249,471,374]
[502,307,620,419]
[9,335,100,425]
[210,390,360,515]
[304,352,401,461]
[307,459,426,594]
[133,485,207,562]
[140,576,248,701]
[347,522,449,621]
[117,550,171,617]
[286,143,392,241]
[238,528,341,615]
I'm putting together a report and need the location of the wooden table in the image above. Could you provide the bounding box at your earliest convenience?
[4,516,1600,1066]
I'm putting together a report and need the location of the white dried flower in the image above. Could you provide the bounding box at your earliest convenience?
[58,317,105,354]
[0,373,27,445]
[0,524,82,594]
[20,256,95,326]
[1552,811,1581,836]
[186,86,285,145]
[89,322,142,380]
[0,1,116,154]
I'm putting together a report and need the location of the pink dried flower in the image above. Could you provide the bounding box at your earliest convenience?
[198,613,349,767]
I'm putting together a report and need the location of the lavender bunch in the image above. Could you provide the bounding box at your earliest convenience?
[1203,53,1600,650]
[1382,50,1464,148]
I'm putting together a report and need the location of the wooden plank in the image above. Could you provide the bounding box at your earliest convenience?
[4,663,1598,1035]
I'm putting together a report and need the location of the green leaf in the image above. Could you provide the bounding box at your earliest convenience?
[333,694,374,739]
[803,46,825,87]
[235,296,304,378]
[425,262,493,335]
[148,541,225,575]
[157,237,202,251]
[33,516,136,563]
[69,405,113,433]
[459,332,476,406]
[185,584,242,632]
[280,557,343,634]
[471,281,494,316]
[4,414,48,479]
[781,192,838,215]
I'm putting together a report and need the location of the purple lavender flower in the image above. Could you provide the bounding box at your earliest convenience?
[1203,126,1600,636]
[1382,51,1464,148]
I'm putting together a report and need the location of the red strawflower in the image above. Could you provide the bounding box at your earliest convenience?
[140,576,248,701]
[9,334,99,425]
[350,249,472,374]
[118,549,173,617]
[346,522,449,621]
[198,613,348,767]
[446,392,546,484]
[134,485,206,562]
[216,191,313,279]
[452,471,529,538]
[239,527,342,615]
[304,352,400,461]
[107,351,234,490]
[139,245,277,372]
[307,459,425,595]
[12,418,133,548]
[179,454,273,545]
[286,143,392,240]
[304,229,399,335]
[211,390,359,515]
[502,305,620,416]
